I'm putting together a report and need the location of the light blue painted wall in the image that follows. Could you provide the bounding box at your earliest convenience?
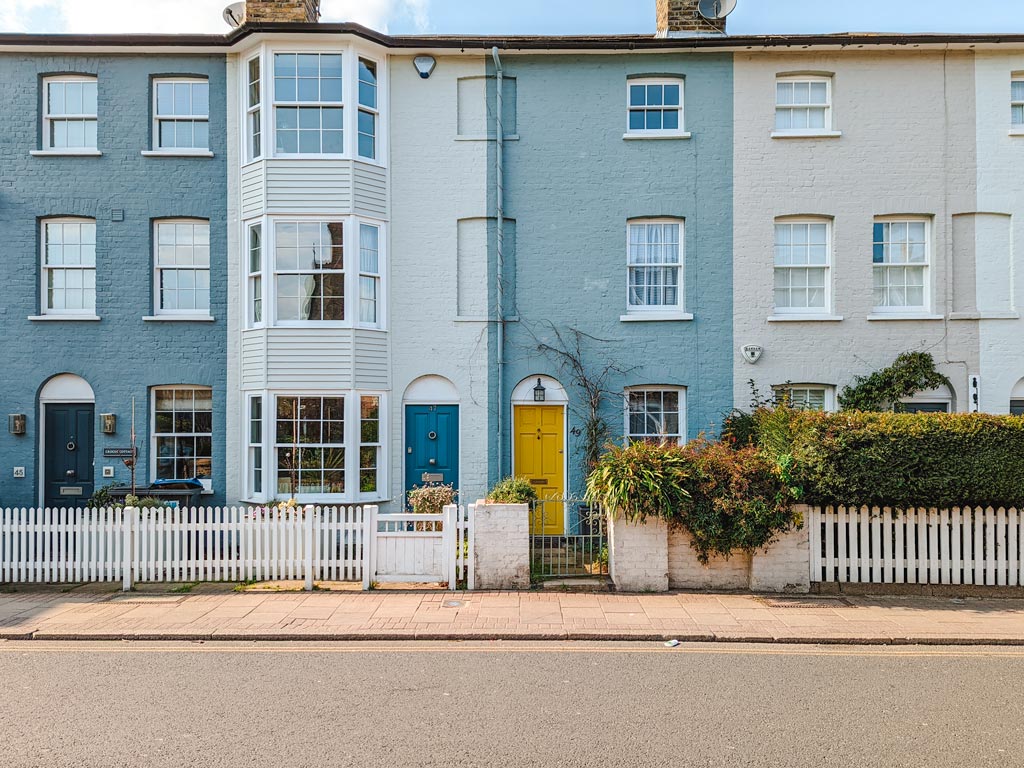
[0,54,228,507]
[494,52,735,495]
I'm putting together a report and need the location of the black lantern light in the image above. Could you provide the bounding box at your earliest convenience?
[8,414,26,435]
[533,378,546,402]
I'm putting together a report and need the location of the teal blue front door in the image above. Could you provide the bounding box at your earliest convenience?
[405,405,459,505]
[44,404,95,508]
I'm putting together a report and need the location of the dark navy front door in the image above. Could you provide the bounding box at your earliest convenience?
[44,404,94,508]
[405,405,459,505]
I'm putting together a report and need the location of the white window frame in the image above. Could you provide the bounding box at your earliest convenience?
[773,218,832,315]
[872,217,931,315]
[357,57,379,160]
[252,215,386,329]
[358,394,383,501]
[40,217,97,317]
[151,385,214,492]
[773,75,835,137]
[247,222,264,328]
[153,219,212,318]
[358,222,382,327]
[247,394,264,500]
[41,75,98,153]
[246,54,263,162]
[626,218,684,315]
[271,50,345,158]
[626,77,685,138]
[1012,76,1024,130]
[624,387,686,444]
[775,384,835,412]
[262,390,388,503]
[151,77,210,154]
[272,218,347,326]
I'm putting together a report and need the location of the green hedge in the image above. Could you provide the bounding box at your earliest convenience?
[786,411,1024,508]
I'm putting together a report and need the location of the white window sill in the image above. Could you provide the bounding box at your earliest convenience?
[620,312,694,322]
[455,134,521,142]
[28,314,101,322]
[141,150,214,158]
[768,314,844,323]
[30,150,102,157]
[949,311,1021,321]
[623,132,692,141]
[142,315,216,322]
[866,312,944,322]
[770,130,842,139]
[1009,128,1024,136]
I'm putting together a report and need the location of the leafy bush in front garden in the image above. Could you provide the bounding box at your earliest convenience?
[407,483,457,515]
[586,439,800,564]
[486,476,538,504]
[784,410,1024,509]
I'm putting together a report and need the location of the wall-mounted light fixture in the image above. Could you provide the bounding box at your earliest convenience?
[8,414,26,435]
[533,378,547,403]
[101,413,117,435]
[413,55,436,79]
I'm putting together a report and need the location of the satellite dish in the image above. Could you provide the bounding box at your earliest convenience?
[222,2,245,28]
[697,0,737,20]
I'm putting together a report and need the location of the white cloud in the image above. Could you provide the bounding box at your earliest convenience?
[0,0,431,34]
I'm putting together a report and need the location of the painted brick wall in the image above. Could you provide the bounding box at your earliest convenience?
[732,52,980,411]
[499,53,735,494]
[472,502,530,589]
[388,55,493,509]
[668,528,750,590]
[749,525,810,594]
[973,53,1024,413]
[608,515,670,592]
[0,53,228,507]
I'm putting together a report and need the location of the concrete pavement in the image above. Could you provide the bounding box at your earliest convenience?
[1,586,1024,643]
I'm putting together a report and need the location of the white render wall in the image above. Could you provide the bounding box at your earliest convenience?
[732,52,980,410]
[974,52,1024,413]
[388,55,492,509]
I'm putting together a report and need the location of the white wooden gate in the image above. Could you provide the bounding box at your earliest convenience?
[809,505,1024,586]
[367,505,473,589]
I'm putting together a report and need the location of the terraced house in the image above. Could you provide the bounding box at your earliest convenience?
[2,0,1024,524]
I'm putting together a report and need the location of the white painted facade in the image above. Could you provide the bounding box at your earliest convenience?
[974,51,1024,413]
[389,54,492,508]
[226,35,492,509]
[733,51,981,412]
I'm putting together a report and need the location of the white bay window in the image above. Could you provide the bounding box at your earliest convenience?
[243,216,385,329]
[243,391,387,503]
[273,52,344,155]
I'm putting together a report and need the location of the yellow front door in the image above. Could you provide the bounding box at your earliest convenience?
[514,405,565,535]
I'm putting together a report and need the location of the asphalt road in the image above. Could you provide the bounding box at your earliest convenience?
[0,641,1021,767]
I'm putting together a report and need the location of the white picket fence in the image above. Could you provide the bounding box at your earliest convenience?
[810,506,1024,586]
[0,504,476,591]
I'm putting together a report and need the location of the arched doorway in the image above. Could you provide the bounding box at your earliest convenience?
[1010,378,1024,415]
[402,376,460,506]
[38,374,96,508]
[512,375,569,535]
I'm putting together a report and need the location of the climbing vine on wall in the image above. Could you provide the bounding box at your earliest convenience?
[837,352,949,412]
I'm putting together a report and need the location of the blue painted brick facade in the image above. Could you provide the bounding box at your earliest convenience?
[0,54,227,507]
[495,53,735,495]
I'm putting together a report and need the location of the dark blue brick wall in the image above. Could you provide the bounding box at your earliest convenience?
[0,54,227,507]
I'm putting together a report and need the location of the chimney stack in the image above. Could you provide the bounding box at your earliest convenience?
[656,0,727,37]
[244,0,321,24]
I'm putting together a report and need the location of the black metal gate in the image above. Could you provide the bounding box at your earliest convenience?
[529,499,608,581]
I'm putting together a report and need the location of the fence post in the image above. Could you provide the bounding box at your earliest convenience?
[122,506,138,592]
[303,505,315,591]
[444,504,456,591]
[362,505,376,591]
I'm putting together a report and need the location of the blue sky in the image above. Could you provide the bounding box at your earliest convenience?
[3,0,1024,37]
[404,0,1024,36]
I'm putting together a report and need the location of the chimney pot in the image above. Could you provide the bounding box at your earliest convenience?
[244,0,321,24]
[656,0,727,37]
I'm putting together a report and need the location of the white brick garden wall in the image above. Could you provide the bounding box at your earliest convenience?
[472,502,530,589]
[609,514,811,593]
